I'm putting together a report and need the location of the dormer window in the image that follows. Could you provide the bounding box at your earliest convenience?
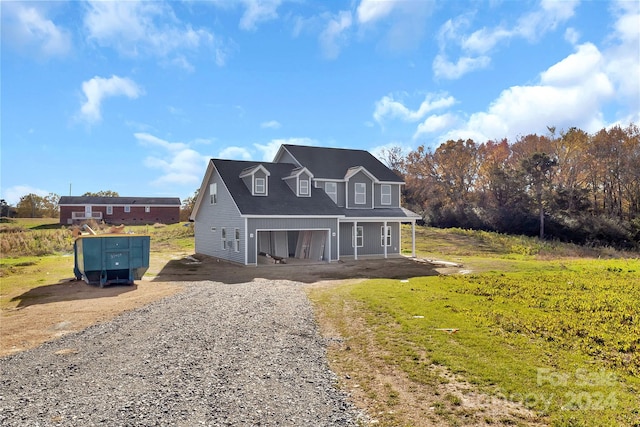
[239,164,270,196]
[354,183,366,204]
[282,166,313,197]
[255,178,266,194]
[299,179,309,195]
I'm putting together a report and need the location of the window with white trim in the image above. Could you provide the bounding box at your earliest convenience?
[124,205,131,213]
[381,226,391,247]
[299,179,309,196]
[381,184,392,205]
[106,206,113,215]
[354,183,366,205]
[221,228,227,250]
[352,226,363,247]
[145,206,151,213]
[210,183,217,204]
[234,228,240,252]
[325,182,337,204]
[255,177,266,194]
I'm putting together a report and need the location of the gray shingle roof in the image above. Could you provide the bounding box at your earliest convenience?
[213,159,344,216]
[58,196,181,206]
[280,144,404,182]
[342,208,421,219]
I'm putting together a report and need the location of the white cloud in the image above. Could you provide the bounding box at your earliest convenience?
[432,54,491,80]
[356,0,433,52]
[435,0,579,79]
[260,120,282,129]
[83,1,220,66]
[414,113,458,139]
[443,42,615,143]
[134,133,209,187]
[1,185,50,206]
[255,138,317,161]
[603,1,640,117]
[319,10,352,59]
[564,27,580,45]
[516,0,579,41]
[219,146,253,160]
[239,0,282,31]
[1,2,71,59]
[356,0,398,24]
[79,75,143,123]
[541,43,602,86]
[374,93,456,123]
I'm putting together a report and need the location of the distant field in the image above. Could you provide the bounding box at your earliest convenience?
[309,226,640,426]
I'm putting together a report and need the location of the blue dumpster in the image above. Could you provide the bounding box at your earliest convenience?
[74,235,150,287]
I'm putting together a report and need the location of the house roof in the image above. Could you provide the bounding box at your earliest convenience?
[58,196,181,206]
[213,159,344,216]
[342,207,422,219]
[279,144,404,183]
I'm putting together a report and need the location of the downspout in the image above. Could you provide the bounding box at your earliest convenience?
[412,220,416,258]
[244,217,249,265]
[353,221,358,260]
[383,220,387,259]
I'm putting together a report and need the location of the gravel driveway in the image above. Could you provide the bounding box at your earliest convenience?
[0,280,363,426]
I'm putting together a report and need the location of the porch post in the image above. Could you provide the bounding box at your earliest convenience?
[383,220,387,259]
[353,221,358,260]
[411,220,416,258]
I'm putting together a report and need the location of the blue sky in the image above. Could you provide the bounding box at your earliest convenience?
[1,0,639,206]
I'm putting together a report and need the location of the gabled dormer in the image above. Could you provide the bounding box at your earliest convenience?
[282,166,314,198]
[344,166,378,209]
[239,164,270,196]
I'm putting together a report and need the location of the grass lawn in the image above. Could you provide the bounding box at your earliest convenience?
[308,226,640,426]
[0,219,194,309]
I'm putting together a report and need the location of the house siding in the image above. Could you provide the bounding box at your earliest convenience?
[194,168,245,264]
[246,217,338,264]
[374,183,401,208]
[339,221,400,256]
[346,171,373,209]
[60,205,179,225]
[276,150,299,166]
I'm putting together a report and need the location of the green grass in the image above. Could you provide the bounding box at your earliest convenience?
[0,219,195,309]
[311,228,640,426]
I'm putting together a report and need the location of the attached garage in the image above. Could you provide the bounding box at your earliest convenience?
[257,230,329,263]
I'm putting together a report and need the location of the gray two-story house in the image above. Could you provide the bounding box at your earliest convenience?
[190,144,420,265]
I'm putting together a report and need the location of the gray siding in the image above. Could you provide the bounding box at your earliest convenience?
[246,217,338,264]
[277,150,299,166]
[374,183,401,207]
[339,221,400,256]
[194,168,245,264]
[319,181,345,207]
[346,171,373,209]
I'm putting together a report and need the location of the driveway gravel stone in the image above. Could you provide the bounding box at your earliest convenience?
[0,280,364,426]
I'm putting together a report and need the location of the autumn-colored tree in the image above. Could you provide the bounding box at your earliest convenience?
[378,146,406,178]
[15,193,60,218]
[521,152,557,239]
[82,190,120,197]
[392,124,638,246]
[431,139,480,210]
[552,127,590,215]
[180,190,199,222]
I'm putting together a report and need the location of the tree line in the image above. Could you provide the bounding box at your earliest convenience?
[383,123,640,249]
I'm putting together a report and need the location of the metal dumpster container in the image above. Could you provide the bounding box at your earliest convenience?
[74,235,150,287]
